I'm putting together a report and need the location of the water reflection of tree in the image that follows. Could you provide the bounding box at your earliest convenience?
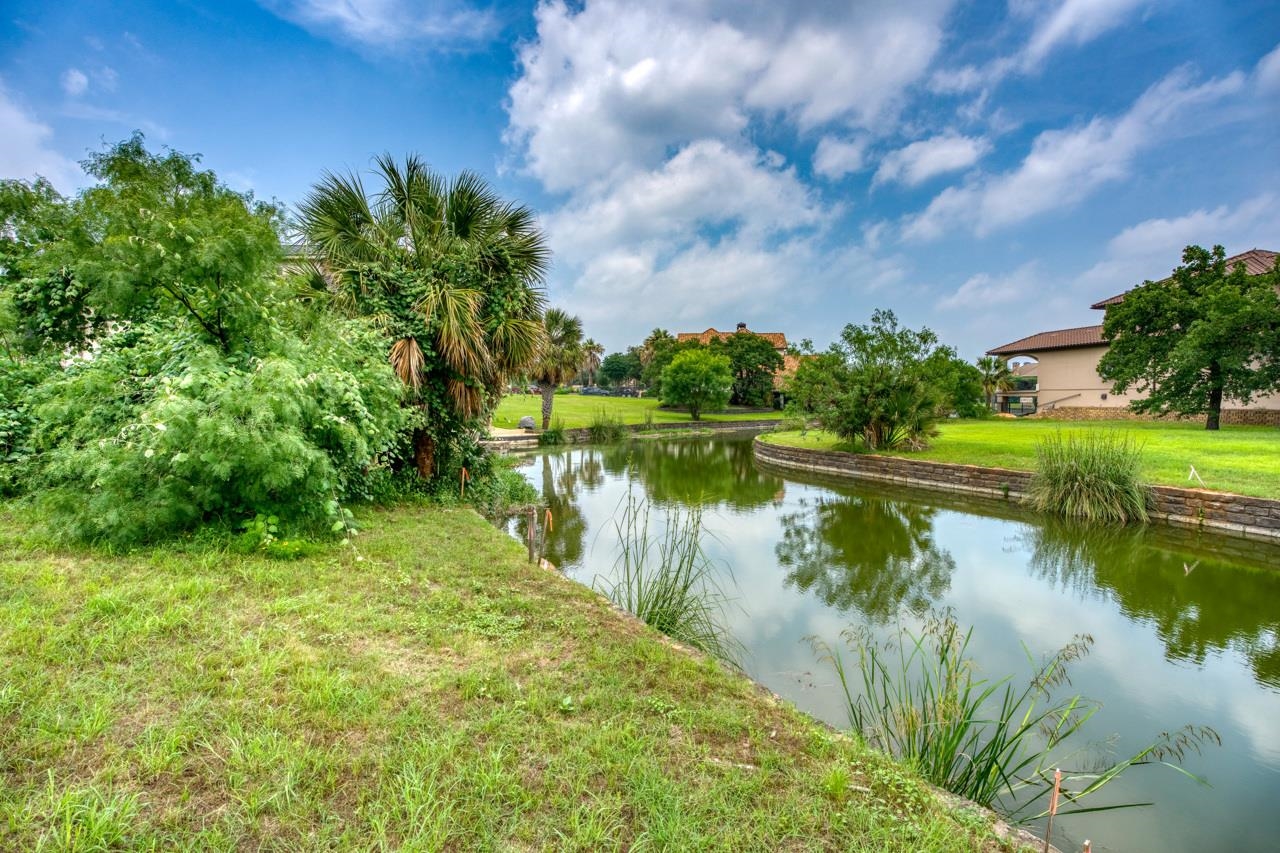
[600,436,784,511]
[1027,522,1280,689]
[538,451,589,569]
[776,492,955,621]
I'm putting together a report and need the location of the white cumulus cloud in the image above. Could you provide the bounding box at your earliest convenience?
[0,82,80,190]
[873,133,990,188]
[903,66,1245,240]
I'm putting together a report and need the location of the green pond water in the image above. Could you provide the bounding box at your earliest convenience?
[510,432,1280,853]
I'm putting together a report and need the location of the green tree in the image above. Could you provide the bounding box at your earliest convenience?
[1099,245,1280,430]
[298,154,549,475]
[711,332,784,407]
[791,310,949,450]
[600,350,642,386]
[532,308,584,429]
[582,338,604,385]
[975,356,1014,412]
[5,138,404,543]
[639,328,674,367]
[660,349,732,420]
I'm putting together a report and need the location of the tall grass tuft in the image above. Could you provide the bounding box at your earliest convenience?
[538,418,566,446]
[815,613,1218,823]
[598,489,739,664]
[1028,431,1151,525]
[587,410,627,444]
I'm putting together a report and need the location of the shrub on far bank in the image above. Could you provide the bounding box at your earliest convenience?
[1027,431,1151,525]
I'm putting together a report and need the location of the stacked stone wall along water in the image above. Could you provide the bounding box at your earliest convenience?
[752,439,1280,541]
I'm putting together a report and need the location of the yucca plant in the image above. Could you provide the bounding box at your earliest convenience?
[1028,432,1151,525]
[814,614,1218,823]
[598,488,739,664]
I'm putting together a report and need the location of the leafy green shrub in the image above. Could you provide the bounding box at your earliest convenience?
[587,409,627,443]
[1028,432,1150,524]
[28,320,405,545]
[815,614,1218,822]
[787,311,953,450]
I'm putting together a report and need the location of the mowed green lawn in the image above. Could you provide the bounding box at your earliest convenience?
[0,504,997,851]
[493,393,781,430]
[763,419,1280,499]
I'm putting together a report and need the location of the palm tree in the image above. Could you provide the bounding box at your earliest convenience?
[583,338,604,386]
[533,308,584,429]
[297,153,549,478]
[640,328,674,366]
[976,356,1015,412]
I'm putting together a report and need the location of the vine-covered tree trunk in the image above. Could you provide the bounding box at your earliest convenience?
[413,429,436,479]
[541,386,555,430]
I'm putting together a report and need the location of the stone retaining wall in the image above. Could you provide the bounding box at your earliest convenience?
[753,438,1280,541]
[1034,406,1280,426]
[484,419,781,451]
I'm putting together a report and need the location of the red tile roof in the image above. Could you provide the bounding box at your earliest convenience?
[1090,248,1278,309]
[986,325,1105,356]
[676,326,788,349]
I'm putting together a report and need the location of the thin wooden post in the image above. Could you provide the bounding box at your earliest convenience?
[525,507,536,563]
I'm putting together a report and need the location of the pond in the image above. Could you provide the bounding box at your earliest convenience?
[507,432,1280,853]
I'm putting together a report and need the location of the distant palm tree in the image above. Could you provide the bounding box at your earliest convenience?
[583,338,605,386]
[640,328,674,366]
[976,356,1015,412]
[533,308,585,429]
[298,153,549,477]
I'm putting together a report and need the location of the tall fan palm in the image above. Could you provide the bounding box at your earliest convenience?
[298,153,549,478]
[640,328,674,366]
[583,338,605,385]
[976,356,1015,412]
[533,308,585,429]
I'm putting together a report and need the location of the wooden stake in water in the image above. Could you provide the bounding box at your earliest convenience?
[526,507,536,563]
[538,508,553,563]
[1044,768,1062,853]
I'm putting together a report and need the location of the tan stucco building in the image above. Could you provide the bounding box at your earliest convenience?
[987,248,1279,423]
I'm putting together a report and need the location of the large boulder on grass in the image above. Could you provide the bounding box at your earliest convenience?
[518,416,536,430]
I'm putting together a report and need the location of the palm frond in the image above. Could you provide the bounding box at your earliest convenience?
[389,336,426,389]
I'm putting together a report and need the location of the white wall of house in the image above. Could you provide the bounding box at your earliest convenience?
[1031,346,1280,411]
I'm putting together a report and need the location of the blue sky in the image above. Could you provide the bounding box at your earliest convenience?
[2,0,1277,358]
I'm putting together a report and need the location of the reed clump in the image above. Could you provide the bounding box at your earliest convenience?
[1028,431,1150,525]
[587,410,627,444]
[598,489,739,664]
[815,613,1218,823]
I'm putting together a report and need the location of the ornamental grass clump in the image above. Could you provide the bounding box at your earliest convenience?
[587,409,627,444]
[599,489,739,664]
[814,614,1219,823]
[1028,431,1151,525]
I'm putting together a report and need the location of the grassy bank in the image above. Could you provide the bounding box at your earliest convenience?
[761,420,1280,499]
[0,504,1003,851]
[493,393,781,430]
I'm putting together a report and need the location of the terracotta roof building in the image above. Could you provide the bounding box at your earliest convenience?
[1090,248,1278,309]
[987,247,1279,419]
[986,325,1105,356]
[676,323,788,351]
[675,323,798,401]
